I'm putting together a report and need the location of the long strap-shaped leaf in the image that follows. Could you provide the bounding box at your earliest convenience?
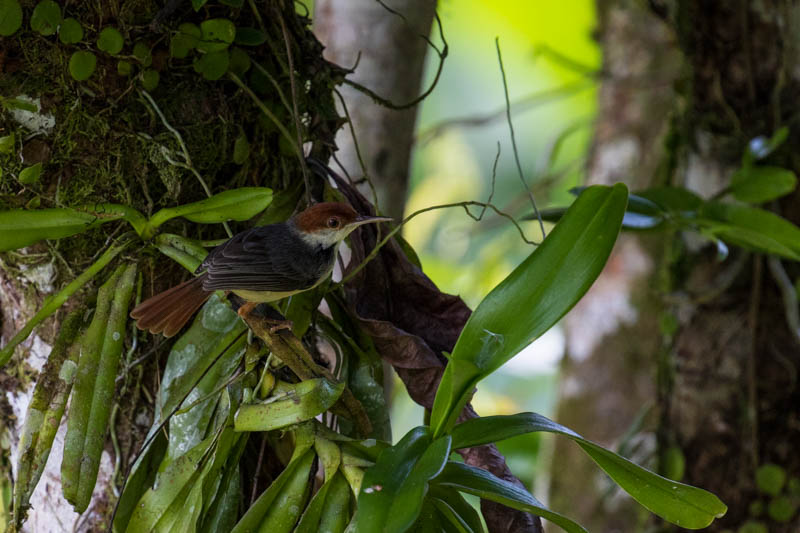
[430,184,628,437]
[432,462,587,533]
[450,412,727,529]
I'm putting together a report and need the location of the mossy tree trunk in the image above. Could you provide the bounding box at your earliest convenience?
[553,1,800,531]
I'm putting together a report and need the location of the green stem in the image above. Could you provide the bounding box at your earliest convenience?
[0,240,130,369]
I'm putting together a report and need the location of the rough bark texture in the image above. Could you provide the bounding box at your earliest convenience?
[554,0,800,531]
[313,0,437,220]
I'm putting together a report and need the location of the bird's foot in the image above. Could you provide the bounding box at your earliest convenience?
[266,318,294,334]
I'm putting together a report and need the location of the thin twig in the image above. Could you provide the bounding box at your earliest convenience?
[767,256,800,344]
[333,88,380,210]
[496,38,546,239]
[343,13,448,110]
[250,434,268,505]
[277,9,311,204]
[337,198,537,288]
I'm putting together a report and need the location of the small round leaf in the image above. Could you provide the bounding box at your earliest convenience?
[767,496,797,523]
[0,133,15,154]
[18,163,43,184]
[232,133,249,164]
[58,17,83,44]
[194,50,229,81]
[197,18,235,52]
[30,0,61,36]
[97,27,124,55]
[117,60,133,76]
[0,0,23,37]
[133,42,152,66]
[756,463,786,496]
[234,27,267,46]
[169,32,195,58]
[178,22,201,38]
[228,46,250,76]
[140,69,159,91]
[69,50,97,81]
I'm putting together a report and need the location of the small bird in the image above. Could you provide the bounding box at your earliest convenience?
[131,202,390,337]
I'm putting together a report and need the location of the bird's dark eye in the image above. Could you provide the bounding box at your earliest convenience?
[327,217,340,228]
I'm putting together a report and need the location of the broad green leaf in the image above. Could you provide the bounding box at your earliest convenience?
[730,166,797,203]
[133,42,152,66]
[233,378,345,432]
[0,207,124,252]
[230,449,315,533]
[539,191,664,231]
[433,462,587,533]
[140,69,159,91]
[199,460,241,533]
[69,51,97,81]
[430,498,477,533]
[157,294,246,421]
[228,46,251,76]
[450,412,727,529]
[697,202,800,261]
[0,0,22,36]
[318,472,352,533]
[58,18,83,44]
[197,18,235,53]
[0,133,15,153]
[178,22,202,38]
[149,187,272,228]
[30,0,61,35]
[429,486,485,533]
[194,50,230,80]
[235,27,267,46]
[112,433,167,532]
[154,233,209,272]
[191,0,208,10]
[18,163,42,184]
[354,427,451,533]
[97,27,124,55]
[430,184,628,436]
[170,32,196,58]
[636,186,703,212]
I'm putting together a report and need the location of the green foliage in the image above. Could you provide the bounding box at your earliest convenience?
[767,496,797,522]
[58,17,83,44]
[18,163,42,184]
[0,0,23,36]
[198,18,236,53]
[97,27,124,55]
[30,0,61,36]
[0,133,15,154]
[69,50,97,81]
[431,184,628,436]
[756,463,787,496]
[195,50,230,80]
[738,521,768,533]
[140,69,160,91]
[730,166,797,204]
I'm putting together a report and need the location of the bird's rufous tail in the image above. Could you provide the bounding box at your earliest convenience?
[130,275,211,337]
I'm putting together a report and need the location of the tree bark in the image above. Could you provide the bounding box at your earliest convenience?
[554,1,800,531]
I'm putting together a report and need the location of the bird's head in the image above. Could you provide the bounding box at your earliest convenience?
[292,202,391,249]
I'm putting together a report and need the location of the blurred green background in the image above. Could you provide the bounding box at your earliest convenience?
[391,0,600,492]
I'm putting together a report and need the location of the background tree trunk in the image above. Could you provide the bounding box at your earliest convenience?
[553,1,800,531]
[313,0,437,220]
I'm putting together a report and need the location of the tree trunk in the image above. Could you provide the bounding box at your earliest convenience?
[313,0,437,220]
[554,1,800,531]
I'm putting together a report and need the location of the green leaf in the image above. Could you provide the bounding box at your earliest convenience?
[230,449,315,533]
[68,51,97,81]
[198,18,235,53]
[178,22,202,38]
[97,27,124,55]
[170,31,196,58]
[449,412,727,529]
[430,184,628,436]
[117,60,133,76]
[18,163,42,184]
[133,41,152,66]
[636,186,703,212]
[756,463,786,496]
[354,427,451,533]
[140,69,159,91]
[0,0,22,36]
[697,202,800,261]
[730,166,797,203]
[58,17,83,44]
[0,207,122,252]
[235,27,267,46]
[30,0,61,36]
[433,462,587,533]
[154,233,209,272]
[232,132,250,164]
[191,0,209,10]
[233,378,345,432]
[228,46,251,77]
[194,50,230,80]
[0,133,15,154]
[148,187,272,227]
[429,486,485,533]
